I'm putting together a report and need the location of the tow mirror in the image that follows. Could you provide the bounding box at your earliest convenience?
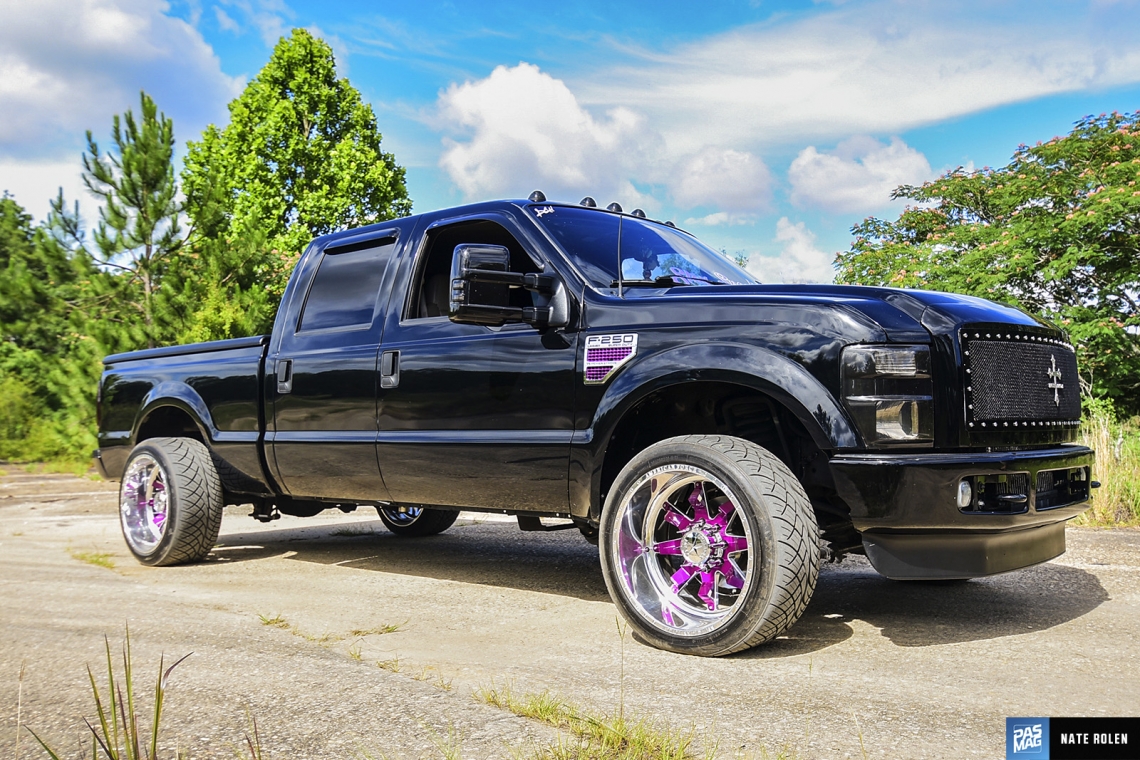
[449,244,568,328]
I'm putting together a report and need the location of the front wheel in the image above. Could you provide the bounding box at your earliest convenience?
[599,435,820,656]
[119,437,223,566]
[376,505,459,537]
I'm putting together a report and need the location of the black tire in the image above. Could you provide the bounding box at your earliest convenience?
[118,437,223,566]
[599,435,820,656]
[376,505,460,537]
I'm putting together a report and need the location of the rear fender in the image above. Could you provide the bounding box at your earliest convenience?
[132,382,215,445]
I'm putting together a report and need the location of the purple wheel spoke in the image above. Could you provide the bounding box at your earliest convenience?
[697,571,718,610]
[718,499,736,518]
[720,561,745,590]
[662,503,692,530]
[723,534,748,553]
[670,564,698,592]
[688,482,712,523]
[653,538,682,555]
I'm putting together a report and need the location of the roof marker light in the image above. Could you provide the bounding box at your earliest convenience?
[529,190,547,202]
[665,221,676,228]
[606,202,623,213]
[580,196,596,207]
[631,208,646,218]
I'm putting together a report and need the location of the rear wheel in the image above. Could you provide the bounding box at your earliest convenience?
[119,437,223,566]
[599,435,820,656]
[376,505,459,537]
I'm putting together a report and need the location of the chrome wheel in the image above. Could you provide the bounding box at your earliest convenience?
[380,505,423,526]
[610,464,754,637]
[120,453,169,555]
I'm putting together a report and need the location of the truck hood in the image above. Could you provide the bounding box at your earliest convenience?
[651,283,1054,343]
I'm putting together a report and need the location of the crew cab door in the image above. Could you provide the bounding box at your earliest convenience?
[268,226,406,501]
[376,213,578,512]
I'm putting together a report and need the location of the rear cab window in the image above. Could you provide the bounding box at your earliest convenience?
[299,236,398,331]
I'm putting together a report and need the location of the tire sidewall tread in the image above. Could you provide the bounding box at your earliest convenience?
[599,434,820,656]
[120,437,223,566]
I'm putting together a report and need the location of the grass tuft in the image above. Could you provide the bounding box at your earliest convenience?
[376,656,401,673]
[70,549,115,569]
[24,627,191,760]
[258,614,288,628]
[330,525,374,537]
[1076,402,1140,526]
[350,621,404,637]
[475,682,697,760]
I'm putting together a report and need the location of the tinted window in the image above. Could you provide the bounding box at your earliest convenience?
[531,206,619,287]
[300,241,395,331]
[532,205,754,288]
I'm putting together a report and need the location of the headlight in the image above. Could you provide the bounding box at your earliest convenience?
[841,345,934,447]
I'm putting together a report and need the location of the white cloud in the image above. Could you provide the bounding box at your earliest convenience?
[0,0,241,159]
[0,159,90,224]
[576,1,1140,152]
[214,6,241,33]
[670,147,772,214]
[684,212,757,227]
[216,0,293,46]
[436,63,659,206]
[747,218,835,284]
[789,135,933,213]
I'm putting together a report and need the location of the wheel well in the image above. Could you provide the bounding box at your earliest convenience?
[599,381,859,554]
[136,406,203,444]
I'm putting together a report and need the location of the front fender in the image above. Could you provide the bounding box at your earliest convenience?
[569,342,859,519]
[590,342,858,452]
[132,382,216,445]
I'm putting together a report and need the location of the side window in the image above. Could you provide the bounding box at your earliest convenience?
[299,239,396,332]
[408,220,541,320]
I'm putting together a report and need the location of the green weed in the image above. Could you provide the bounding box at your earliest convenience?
[330,525,374,537]
[350,621,404,637]
[24,629,190,760]
[70,549,115,569]
[1076,401,1140,525]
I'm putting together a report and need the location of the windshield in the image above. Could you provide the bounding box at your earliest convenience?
[531,205,756,289]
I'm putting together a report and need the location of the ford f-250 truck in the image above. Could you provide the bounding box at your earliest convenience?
[95,193,1096,656]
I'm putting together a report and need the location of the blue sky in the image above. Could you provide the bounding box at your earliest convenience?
[2,0,1139,281]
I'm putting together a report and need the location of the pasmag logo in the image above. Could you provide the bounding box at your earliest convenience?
[1007,717,1050,759]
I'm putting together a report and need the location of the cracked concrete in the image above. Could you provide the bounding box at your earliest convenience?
[1,469,1137,759]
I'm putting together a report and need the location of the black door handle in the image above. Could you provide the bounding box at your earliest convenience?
[380,350,399,389]
[276,359,293,394]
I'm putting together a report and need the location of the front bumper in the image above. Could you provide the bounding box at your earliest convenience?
[829,445,1095,579]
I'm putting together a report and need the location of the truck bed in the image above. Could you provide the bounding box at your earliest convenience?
[97,335,273,496]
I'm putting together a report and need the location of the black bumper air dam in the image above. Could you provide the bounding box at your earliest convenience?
[829,445,1095,579]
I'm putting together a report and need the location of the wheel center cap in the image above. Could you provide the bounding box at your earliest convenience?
[680,529,713,565]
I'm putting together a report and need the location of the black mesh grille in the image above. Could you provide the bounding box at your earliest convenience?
[963,331,1080,423]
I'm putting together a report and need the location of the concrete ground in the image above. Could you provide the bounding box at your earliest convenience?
[0,468,1137,759]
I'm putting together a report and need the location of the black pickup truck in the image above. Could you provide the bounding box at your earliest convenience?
[96,194,1096,656]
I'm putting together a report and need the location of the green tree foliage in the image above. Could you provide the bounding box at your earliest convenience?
[0,194,103,460]
[83,92,183,348]
[180,28,411,334]
[837,111,1140,413]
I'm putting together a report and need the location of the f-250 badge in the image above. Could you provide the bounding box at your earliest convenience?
[584,334,637,385]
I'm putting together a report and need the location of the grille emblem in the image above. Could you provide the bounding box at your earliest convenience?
[1046,354,1064,406]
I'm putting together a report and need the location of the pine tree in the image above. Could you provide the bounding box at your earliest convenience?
[83,91,182,348]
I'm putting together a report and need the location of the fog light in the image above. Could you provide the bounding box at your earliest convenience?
[957,479,973,509]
